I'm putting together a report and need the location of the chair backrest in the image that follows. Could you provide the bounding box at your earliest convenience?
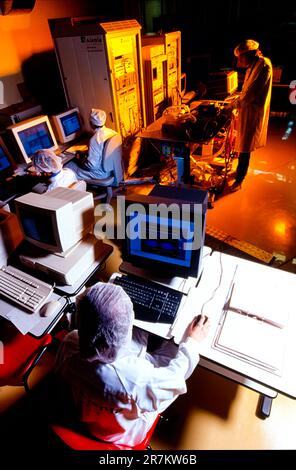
[51,414,160,450]
[0,321,52,391]
[102,133,124,186]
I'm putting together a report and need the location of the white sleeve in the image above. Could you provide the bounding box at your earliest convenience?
[120,337,201,414]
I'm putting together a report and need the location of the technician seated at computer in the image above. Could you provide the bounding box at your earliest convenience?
[55,282,210,447]
[31,149,79,192]
[66,108,122,183]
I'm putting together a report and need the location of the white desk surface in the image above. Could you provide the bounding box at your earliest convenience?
[0,292,67,338]
[130,249,296,398]
[182,252,296,398]
[129,246,213,340]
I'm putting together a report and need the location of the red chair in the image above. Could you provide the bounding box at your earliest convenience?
[0,321,52,392]
[51,414,160,450]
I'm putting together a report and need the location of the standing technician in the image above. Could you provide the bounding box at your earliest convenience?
[230,39,273,191]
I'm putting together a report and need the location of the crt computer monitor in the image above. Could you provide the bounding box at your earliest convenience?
[50,107,82,144]
[123,187,207,278]
[14,187,94,255]
[7,115,58,164]
[0,136,15,181]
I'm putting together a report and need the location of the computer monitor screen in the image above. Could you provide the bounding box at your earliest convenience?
[19,207,56,246]
[160,140,188,158]
[51,107,82,144]
[128,213,194,271]
[7,115,58,164]
[14,187,94,254]
[123,187,207,278]
[0,136,15,181]
[0,146,11,171]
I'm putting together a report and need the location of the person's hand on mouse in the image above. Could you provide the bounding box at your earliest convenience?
[188,314,210,343]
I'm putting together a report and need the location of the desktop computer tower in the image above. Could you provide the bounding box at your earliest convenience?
[49,18,146,139]
[142,31,182,107]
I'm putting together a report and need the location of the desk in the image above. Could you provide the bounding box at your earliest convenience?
[108,247,296,409]
[137,115,192,184]
[136,105,235,197]
[0,142,80,208]
[3,242,113,335]
[196,252,296,399]
[0,292,67,338]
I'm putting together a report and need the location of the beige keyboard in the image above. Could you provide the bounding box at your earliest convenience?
[0,265,53,313]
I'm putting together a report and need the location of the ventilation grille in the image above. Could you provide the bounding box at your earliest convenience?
[99,19,140,33]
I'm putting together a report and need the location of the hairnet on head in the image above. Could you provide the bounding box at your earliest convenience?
[234,39,259,57]
[32,149,63,173]
[77,282,134,362]
[90,108,106,127]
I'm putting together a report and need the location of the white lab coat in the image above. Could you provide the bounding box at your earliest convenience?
[235,56,273,153]
[66,126,118,180]
[47,168,78,191]
[55,327,200,446]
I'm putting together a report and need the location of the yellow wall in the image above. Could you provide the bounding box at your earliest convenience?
[0,0,98,107]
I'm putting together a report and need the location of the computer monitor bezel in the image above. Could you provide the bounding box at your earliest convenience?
[0,136,15,181]
[14,192,76,254]
[50,107,82,144]
[123,193,205,278]
[7,115,58,164]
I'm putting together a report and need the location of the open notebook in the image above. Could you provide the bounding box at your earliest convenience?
[213,265,291,375]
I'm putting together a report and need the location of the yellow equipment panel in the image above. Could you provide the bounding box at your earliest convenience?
[142,44,167,124]
[142,31,182,107]
[49,18,146,139]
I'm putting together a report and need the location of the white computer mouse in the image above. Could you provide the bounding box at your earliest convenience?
[39,300,62,318]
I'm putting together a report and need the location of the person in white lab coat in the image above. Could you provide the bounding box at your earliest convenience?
[230,39,273,191]
[55,282,210,447]
[32,149,78,192]
[66,108,119,180]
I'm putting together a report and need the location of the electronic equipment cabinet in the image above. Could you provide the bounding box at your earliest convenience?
[142,31,182,107]
[49,18,146,139]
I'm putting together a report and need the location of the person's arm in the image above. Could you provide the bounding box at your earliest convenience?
[238,60,272,106]
[130,315,210,413]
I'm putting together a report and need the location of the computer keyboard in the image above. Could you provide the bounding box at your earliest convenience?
[0,265,53,313]
[58,152,76,165]
[113,274,183,324]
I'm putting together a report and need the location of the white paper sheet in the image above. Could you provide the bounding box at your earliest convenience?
[214,309,288,374]
[229,265,293,327]
[0,299,43,335]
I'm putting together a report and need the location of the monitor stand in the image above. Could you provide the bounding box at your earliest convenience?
[119,261,200,294]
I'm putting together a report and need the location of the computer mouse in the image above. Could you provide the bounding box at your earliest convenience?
[39,300,62,318]
[193,314,208,326]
